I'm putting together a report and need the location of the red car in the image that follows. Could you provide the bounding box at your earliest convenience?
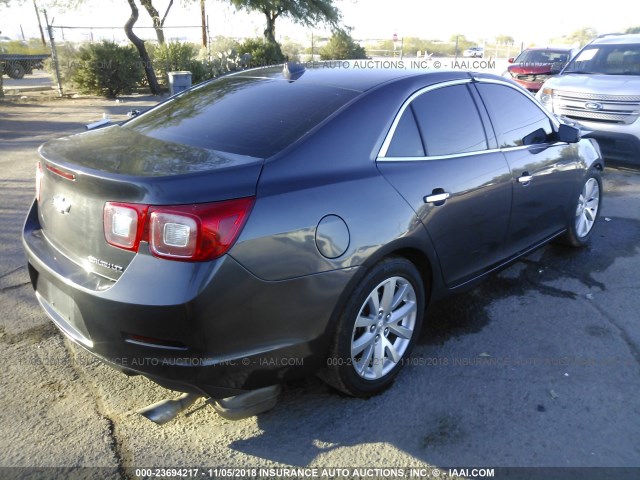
[508,47,574,92]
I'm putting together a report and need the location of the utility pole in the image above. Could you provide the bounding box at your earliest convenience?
[43,10,63,97]
[0,30,4,98]
[34,0,47,46]
[200,0,207,48]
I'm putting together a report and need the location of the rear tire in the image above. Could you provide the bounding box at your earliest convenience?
[7,62,25,79]
[559,169,602,247]
[321,257,425,398]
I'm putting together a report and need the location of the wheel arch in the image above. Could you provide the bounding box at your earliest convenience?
[323,237,439,351]
[319,244,435,396]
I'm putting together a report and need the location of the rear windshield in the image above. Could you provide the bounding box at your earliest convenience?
[124,75,359,158]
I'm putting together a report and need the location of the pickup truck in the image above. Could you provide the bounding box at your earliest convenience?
[0,53,50,79]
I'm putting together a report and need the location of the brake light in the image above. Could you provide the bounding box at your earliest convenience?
[46,164,76,181]
[103,198,254,261]
[35,162,43,202]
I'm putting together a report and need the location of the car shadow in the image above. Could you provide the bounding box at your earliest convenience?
[421,216,640,347]
[226,216,640,467]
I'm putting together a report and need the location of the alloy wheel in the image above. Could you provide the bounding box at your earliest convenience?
[350,276,417,380]
[575,177,600,238]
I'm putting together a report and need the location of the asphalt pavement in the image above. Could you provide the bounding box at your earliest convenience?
[0,93,639,480]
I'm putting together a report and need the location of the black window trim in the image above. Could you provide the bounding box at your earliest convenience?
[377,78,562,162]
[472,78,562,152]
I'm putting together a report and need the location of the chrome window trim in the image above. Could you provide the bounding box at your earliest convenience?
[378,148,502,162]
[377,77,561,162]
[377,79,473,159]
[377,144,559,163]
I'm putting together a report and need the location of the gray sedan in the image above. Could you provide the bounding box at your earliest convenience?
[23,64,603,419]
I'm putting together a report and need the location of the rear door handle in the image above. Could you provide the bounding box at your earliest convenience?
[518,172,533,184]
[424,187,450,206]
[424,192,450,204]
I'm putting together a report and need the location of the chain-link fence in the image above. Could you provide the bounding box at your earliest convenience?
[5,15,531,99]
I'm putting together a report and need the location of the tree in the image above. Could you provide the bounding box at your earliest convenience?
[230,0,341,46]
[626,26,640,34]
[139,0,174,45]
[125,0,160,94]
[238,37,284,65]
[567,27,598,47]
[450,34,473,55]
[320,30,366,60]
[495,34,514,45]
[72,40,143,97]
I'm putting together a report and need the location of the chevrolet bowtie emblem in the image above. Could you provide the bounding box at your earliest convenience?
[52,194,72,215]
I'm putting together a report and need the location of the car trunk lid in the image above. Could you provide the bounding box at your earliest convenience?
[37,126,263,281]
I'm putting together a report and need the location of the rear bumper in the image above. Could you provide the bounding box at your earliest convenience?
[23,199,356,398]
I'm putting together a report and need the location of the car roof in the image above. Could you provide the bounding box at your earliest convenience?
[591,33,640,45]
[227,62,471,92]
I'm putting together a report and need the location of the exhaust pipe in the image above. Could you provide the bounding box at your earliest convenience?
[137,393,200,425]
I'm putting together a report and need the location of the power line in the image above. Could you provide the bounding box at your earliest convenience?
[54,25,203,29]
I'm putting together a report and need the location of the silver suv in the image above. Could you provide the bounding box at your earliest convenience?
[537,34,640,167]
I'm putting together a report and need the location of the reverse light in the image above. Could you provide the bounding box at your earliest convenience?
[103,197,254,262]
[103,203,147,251]
[150,212,198,258]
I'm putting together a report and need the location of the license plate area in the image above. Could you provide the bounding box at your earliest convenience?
[36,278,93,348]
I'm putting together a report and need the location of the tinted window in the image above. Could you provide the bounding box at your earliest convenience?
[125,76,358,158]
[411,85,488,156]
[477,83,553,148]
[386,108,425,157]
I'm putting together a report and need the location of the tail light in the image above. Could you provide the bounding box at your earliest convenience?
[103,198,254,262]
[35,162,43,202]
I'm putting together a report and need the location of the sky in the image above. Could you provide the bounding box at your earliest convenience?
[0,0,638,46]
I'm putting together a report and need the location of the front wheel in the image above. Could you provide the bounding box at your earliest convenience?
[321,257,425,397]
[559,170,602,247]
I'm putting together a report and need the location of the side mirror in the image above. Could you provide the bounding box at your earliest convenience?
[522,127,548,146]
[557,123,581,143]
[508,57,515,63]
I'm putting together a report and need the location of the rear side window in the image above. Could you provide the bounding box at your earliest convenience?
[386,108,425,157]
[125,76,358,158]
[477,83,553,148]
[410,84,488,156]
